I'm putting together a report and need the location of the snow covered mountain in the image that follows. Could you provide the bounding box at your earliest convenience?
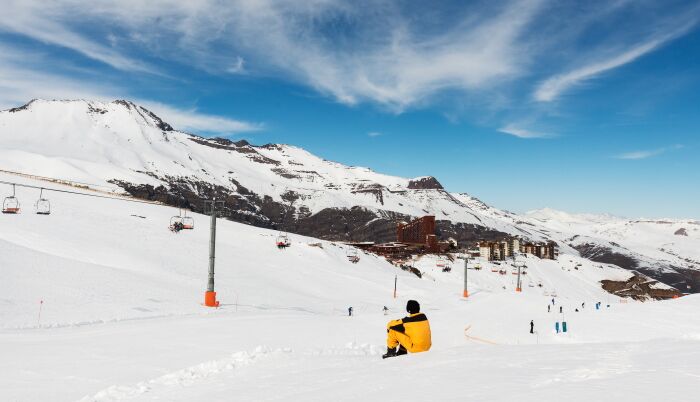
[0,99,698,292]
[0,99,528,238]
[524,208,700,292]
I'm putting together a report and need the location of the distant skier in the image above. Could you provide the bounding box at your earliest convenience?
[348,307,353,317]
[551,298,555,305]
[382,300,431,359]
[383,306,389,315]
[559,306,563,314]
[530,320,534,334]
[575,308,579,312]
[548,305,551,313]
[582,302,585,309]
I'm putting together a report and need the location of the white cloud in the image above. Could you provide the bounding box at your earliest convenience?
[534,18,698,102]
[0,1,157,73]
[139,101,262,134]
[226,56,246,74]
[0,46,118,109]
[367,131,382,137]
[614,144,683,160]
[1,0,698,117]
[0,43,261,135]
[499,124,551,139]
[0,0,545,111]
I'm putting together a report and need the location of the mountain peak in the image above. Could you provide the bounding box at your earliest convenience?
[408,176,443,190]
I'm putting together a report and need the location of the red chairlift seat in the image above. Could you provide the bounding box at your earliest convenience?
[276,233,290,248]
[181,216,194,230]
[2,197,20,214]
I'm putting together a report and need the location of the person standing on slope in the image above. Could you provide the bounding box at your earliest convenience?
[382,300,431,359]
[530,320,534,334]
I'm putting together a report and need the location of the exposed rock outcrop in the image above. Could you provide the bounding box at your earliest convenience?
[601,275,682,300]
[408,176,443,190]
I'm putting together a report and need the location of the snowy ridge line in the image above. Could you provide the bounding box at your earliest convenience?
[0,175,161,206]
[76,346,292,402]
[0,168,119,192]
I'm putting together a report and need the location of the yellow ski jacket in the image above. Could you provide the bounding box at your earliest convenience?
[386,312,432,353]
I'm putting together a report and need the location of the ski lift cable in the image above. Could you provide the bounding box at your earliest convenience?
[0,179,163,207]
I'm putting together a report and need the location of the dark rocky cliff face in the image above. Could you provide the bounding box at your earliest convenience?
[573,242,699,293]
[111,177,511,246]
[408,176,443,190]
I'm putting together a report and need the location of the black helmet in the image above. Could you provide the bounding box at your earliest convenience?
[406,300,420,314]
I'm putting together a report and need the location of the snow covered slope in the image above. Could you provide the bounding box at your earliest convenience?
[1,172,699,402]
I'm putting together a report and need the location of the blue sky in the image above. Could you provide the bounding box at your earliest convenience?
[1,0,699,218]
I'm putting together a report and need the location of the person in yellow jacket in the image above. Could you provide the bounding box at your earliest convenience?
[382,300,431,359]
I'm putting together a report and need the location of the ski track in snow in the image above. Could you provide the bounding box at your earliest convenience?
[76,346,291,402]
[76,342,384,402]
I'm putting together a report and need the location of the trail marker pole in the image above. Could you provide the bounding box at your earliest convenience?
[37,300,43,326]
[463,255,470,298]
[393,275,397,299]
[204,199,225,307]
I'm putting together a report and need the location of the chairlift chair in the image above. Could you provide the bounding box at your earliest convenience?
[181,216,194,230]
[276,232,290,249]
[181,210,194,230]
[346,248,360,264]
[169,215,184,232]
[35,188,50,215]
[2,185,20,214]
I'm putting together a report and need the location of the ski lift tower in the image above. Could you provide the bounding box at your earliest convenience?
[514,259,525,292]
[204,199,225,307]
[463,254,471,298]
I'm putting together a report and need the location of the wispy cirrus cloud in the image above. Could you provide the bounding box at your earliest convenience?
[1,0,699,128]
[534,14,699,102]
[0,1,158,74]
[0,0,547,112]
[0,42,261,135]
[367,131,382,137]
[614,144,684,160]
[498,124,552,139]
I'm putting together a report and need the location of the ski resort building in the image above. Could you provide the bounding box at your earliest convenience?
[520,241,559,260]
[477,238,558,261]
[477,238,521,261]
[396,215,441,252]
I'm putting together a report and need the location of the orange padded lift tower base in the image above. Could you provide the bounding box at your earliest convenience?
[204,291,219,307]
[463,290,469,298]
[515,288,522,292]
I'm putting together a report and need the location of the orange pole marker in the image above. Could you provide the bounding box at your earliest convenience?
[463,289,469,298]
[204,291,219,307]
[515,287,522,292]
